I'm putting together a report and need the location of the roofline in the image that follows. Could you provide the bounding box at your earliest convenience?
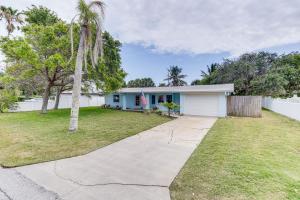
[116,84,234,94]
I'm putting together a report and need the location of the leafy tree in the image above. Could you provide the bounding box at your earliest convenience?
[69,0,105,132]
[24,5,59,26]
[4,62,44,97]
[250,73,288,97]
[191,79,202,85]
[158,83,167,87]
[127,78,155,88]
[0,6,23,36]
[161,102,179,117]
[164,66,187,86]
[90,31,126,93]
[271,53,300,97]
[206,52,277,95]
[0,21,76,114]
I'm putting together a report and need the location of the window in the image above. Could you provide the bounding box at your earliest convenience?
[135,95,140,106]
[158,95,164,103]
[166,95,172,103]
[113,95,120,103]
[151,95,156,104]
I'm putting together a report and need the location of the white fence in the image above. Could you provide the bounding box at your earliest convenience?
[12,93,105,112]
[262,96,300,121]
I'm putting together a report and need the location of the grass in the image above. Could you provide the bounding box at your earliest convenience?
[170,110,300,200]
[0,107,171,167]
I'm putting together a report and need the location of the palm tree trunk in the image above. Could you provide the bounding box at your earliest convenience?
[69,27,86,132]
[54,88,62,110]
[41,83,52,114]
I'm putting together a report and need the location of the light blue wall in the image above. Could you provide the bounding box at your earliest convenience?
[105,92,180,111]
[105,94,123,108]
[125,94,144,109]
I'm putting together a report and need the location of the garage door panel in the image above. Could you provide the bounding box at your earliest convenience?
[183,94,219,116]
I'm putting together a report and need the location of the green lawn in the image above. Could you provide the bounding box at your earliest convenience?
[0,107,171,167]
[170,110,300,200]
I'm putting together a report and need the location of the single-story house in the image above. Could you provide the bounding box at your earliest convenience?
[105,84,234,117]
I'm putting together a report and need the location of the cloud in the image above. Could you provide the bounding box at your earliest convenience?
[105,0,300,55]
[2,0,300,55]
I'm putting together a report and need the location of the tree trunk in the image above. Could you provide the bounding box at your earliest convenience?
[41,83,51,114]
[54,88,62,110]
[69,28,86,132]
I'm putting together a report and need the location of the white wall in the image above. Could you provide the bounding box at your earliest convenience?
[11,94,105,112]
[180,92,227,117]
[262,96,300,121]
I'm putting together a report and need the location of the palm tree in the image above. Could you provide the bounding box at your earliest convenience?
[69,0,105,132]
[201,63,219,77]
[164,66,187,86]
[0,6,23,37]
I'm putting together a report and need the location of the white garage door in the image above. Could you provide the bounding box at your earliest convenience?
[183,94,219,116]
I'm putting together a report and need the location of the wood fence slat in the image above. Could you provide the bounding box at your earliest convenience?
[227,96,262,117]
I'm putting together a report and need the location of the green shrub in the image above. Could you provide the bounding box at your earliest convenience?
[0,89,19,112]
[161,102,180,117]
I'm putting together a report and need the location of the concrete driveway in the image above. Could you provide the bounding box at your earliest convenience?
[0,116,216,200]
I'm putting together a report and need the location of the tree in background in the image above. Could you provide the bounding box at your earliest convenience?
[199,63,220,85]
[191,79,202,85]
[201,63,219,78]
[164,66,187,86]
[127,78,155,88]
[198,52,278,95]
[192,51,300,97]
[69,0,105,132]
[271,53,300,97]
[24,5,59,26]
[0,74,19,112]
[158,83,167,87]
[0,6,23,36]
[214,52,277,95]
[4,63,44,98]
[90,31,126,93]
[250,73,288,97]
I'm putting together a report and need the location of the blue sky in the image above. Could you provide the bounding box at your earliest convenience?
[121,42,300,85]
[1,0,300,83]
[121,44,229,84]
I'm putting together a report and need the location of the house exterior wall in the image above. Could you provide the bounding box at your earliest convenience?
[105,92,227,117]
[105,94,123,108]
[105,93,180,112]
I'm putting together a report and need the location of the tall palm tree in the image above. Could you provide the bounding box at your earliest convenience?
[69,0,105,132]
[0,6,23,36]
[164,66,187,86]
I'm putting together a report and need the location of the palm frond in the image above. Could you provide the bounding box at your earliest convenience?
[89,1,105,19]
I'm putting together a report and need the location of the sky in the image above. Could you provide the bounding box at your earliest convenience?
[1,0,300,84]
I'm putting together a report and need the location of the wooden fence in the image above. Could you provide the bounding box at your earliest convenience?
[227,96,262,117]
